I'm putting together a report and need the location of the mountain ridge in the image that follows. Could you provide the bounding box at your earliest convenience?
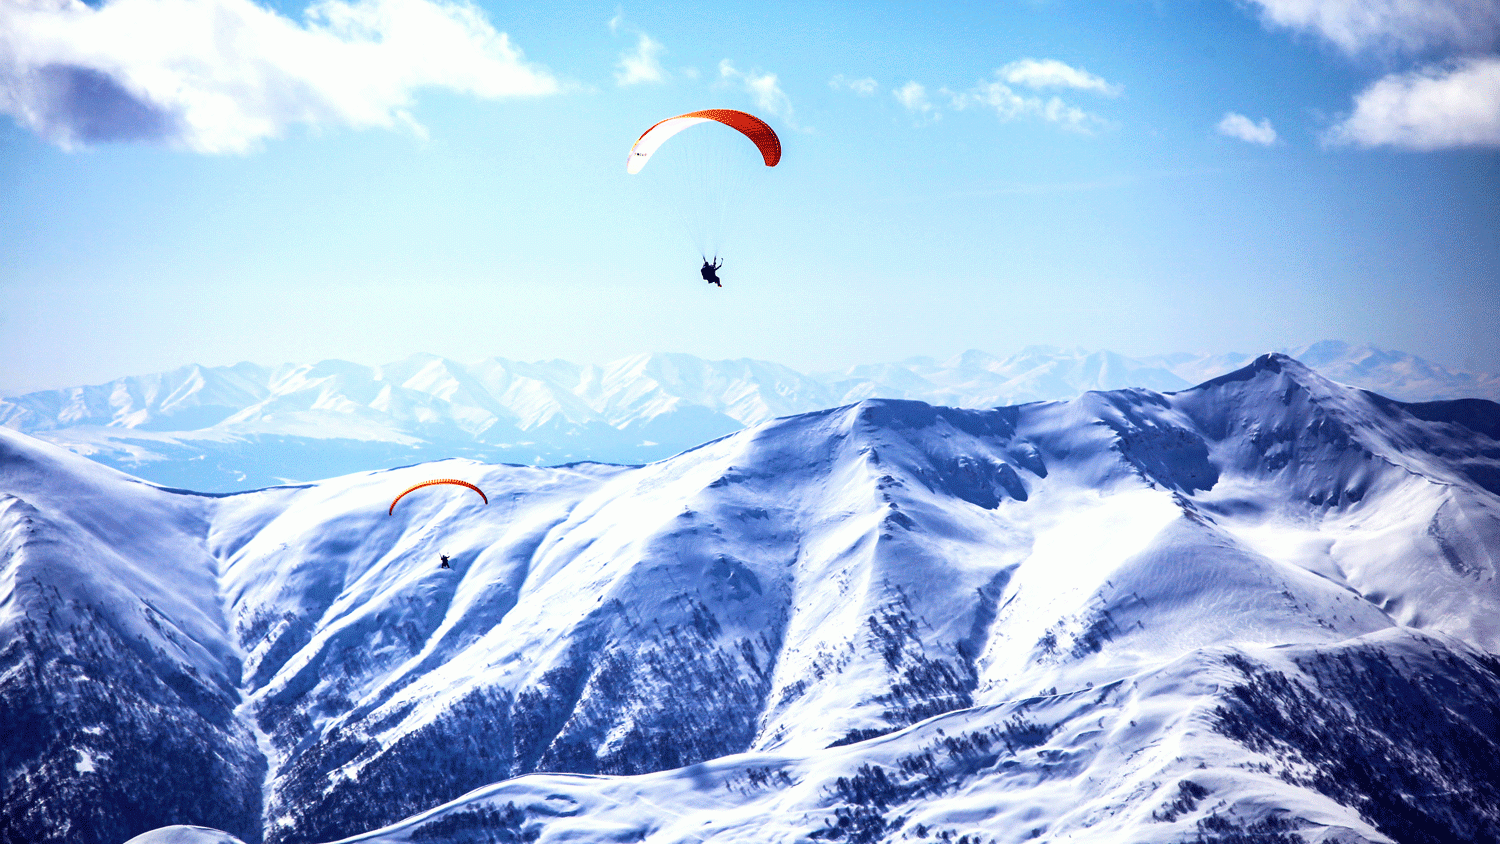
[4,354,1499,844]
[6,342,1498,494]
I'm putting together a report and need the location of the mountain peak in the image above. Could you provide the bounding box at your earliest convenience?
[1193,350,1319,391]
[1252,351,1298,372]
[7,346,1498,493]
[8,360,1500,844]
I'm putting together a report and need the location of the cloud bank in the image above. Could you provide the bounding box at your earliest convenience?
[1327,57,1500,149]
[1242,0,1500,151]
[1217,112,1278,144]
[0,0,559,153]
[1246,0,1500,55]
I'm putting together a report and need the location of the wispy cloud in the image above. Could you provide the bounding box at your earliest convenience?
[1325,57,1500,149]
[0,0,559,153]
[1217,112,1278,144]
[999,58,1121,96]
[893,81,933,113]
[615,32,666,86]
[608,9,666,86]
[1245,0,1500,55]
[949,68,1114,132]
[719,59,794,123]
[875,60,1116,132]
[829,74,878,96]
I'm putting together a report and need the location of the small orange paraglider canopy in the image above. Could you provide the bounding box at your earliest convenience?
[627,109,781,174]
[388,479,488,515]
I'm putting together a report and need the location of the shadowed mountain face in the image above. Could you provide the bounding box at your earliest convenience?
[3,355,1499,844]
[5,343,1496,493]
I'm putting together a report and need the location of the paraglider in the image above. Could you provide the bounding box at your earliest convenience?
[627,109,781,175]
[388,479,488,515]
[627,109,780,278]
[701,257,723,287]
[439,554,451,569]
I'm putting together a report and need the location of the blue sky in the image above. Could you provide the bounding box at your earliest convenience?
[1,0,1498,392]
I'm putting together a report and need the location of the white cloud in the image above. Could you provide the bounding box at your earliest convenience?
[948,73,1108,132]
[1245,0,1500,55]
[615,32,666,86]
[999,58,1121,96]
[0,0,559,153]
[1217,112,1278,144]
[874,60,1117,131]
[893,80,932,112]
[719,59,793,121]
[1325,57,1500,149]
[829,74,878,96]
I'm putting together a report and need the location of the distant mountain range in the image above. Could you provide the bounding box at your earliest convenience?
[5,354,1498,844]
[3,341,1497,492]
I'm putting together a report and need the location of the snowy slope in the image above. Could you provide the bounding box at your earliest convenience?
[328,629,1500,844]
[0,429,263,844]
[6,343,1496,493]
[306,355,1500,844]
[3,355,1499,844]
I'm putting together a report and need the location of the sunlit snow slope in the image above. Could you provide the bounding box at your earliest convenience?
[4,354,1499,844]
[7,341,1495,494]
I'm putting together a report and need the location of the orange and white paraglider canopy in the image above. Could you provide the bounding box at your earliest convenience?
[388,479,488,515]
[627,109,781,174]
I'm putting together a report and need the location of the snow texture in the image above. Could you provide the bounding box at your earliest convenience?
[4,342,1496,493]
[124,827,249,844]
[1,353,1498,844]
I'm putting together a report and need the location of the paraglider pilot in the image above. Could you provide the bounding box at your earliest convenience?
[701,257,723,287]
[439,554,451,569]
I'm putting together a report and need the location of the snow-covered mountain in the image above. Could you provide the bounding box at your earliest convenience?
[0,353,834,491]
[5,342,1497,494]
[1144,340,1500,404]
[5,354,1499,844]
[817,346,1193,407]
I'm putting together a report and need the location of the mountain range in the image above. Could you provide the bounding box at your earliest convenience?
[4,341,1498,493]
[3,353,1498,844]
